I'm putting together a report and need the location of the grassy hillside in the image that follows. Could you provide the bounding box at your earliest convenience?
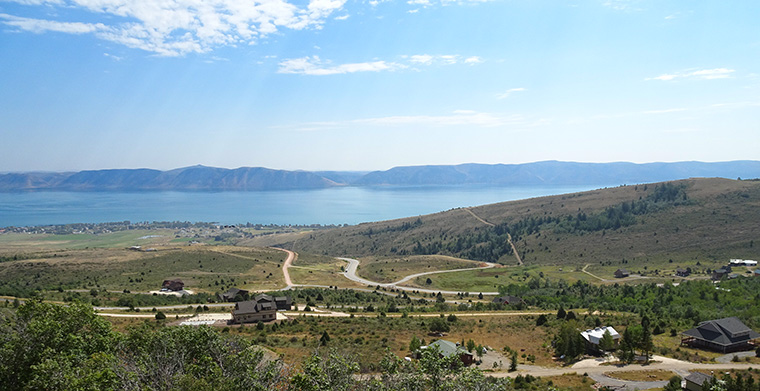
[0,246,287,297]
[246,178,760,274]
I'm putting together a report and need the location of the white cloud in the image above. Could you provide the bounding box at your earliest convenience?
[278,56,404,75]
[496,87,526,99]
[0,0,347,56]
[647,68,736,81]
[409,54,434,65]
[0,13,106,34]
[280,53,483,75]
[464,56,483,64]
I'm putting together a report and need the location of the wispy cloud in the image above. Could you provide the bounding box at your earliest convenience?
[278,56,404,75]
[354,110,517,127]
[642,108,687,114]
[601,0,642,12]
[0,13,106,34]
[281,110,533,131]
[647,68,736,81]
[103,53,123,61]
[0,0,347,56]
[496,87,526,99]
[279,54,483,75]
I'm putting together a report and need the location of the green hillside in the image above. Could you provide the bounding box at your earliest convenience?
[248,178,760,274]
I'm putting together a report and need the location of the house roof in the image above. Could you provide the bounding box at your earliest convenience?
[682,317,760,346]
[684,372,713,386]
[581,326,621,345]
[424,340,472,358]
[233,299,275,315]
[492,295,523,305]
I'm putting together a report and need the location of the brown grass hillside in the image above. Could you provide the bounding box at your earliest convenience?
[240,178,760,271]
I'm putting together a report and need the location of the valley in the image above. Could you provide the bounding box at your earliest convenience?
[2,177,760,390]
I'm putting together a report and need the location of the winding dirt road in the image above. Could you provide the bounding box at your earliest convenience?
[339,257,500,295]
[464,208,523,265]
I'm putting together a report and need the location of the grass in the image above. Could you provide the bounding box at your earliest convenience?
[605,370,676,382]
[357,255,483,284]
[0,246,288,295]
[229,312,557,369]
[262,178,760,278]
[288,254,364,288]
[542,373,595,391]
[0,229,181,251]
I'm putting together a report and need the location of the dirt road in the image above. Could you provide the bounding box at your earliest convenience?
[273,247,296,287]
[339,257,500,295]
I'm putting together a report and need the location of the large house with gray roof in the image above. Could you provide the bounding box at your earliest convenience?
[681,317,760,353]
[230,294,292,324]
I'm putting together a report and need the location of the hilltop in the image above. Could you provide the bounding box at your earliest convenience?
[245,178,760,270]
[1,160,759,191]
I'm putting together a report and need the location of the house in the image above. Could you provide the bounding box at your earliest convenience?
[614,269,629,278]
[161,279,184,291]
[231,294,291,323]
[231,299,277,324]
[420,340,474,366]
[676,268,690,277]
[492,295,525,306]
[580,326,621,353]
[219,287,249,302]
[684,372,715,391]
[712,268,730,280]
[681,317,760,353]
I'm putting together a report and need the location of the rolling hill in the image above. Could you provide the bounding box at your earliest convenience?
[244,178,760,270]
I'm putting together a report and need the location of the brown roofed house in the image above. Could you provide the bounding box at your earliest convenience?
[614,269,629,278]
[219,287,249,302]
[161,279,184,291]
[492,295,525,306]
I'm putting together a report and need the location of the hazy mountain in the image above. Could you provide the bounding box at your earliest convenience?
[0,161,757,191]
[353,161,760,186]
[0,166,338,191]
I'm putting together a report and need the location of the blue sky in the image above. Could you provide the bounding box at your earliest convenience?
[0,0,758,172]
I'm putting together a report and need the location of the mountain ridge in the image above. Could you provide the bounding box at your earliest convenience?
[0,160,758,191]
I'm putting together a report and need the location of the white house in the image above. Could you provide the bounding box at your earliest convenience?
[581,326,621,353]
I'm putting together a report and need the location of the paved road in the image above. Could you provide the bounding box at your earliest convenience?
[716,350,756,363]
[338,257,501,295]
[490,355,756,390]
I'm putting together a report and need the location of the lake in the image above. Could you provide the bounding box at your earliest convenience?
[0,184,615,227]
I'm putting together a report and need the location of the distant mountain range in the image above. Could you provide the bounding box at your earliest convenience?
[1,161,758,191]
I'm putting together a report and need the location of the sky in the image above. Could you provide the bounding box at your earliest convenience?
[0,0,758,172]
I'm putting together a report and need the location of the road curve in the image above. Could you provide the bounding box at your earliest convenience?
[338,257,501,295]
[272,247,296,288]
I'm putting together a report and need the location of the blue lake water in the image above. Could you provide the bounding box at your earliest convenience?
[0,185,616,227]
